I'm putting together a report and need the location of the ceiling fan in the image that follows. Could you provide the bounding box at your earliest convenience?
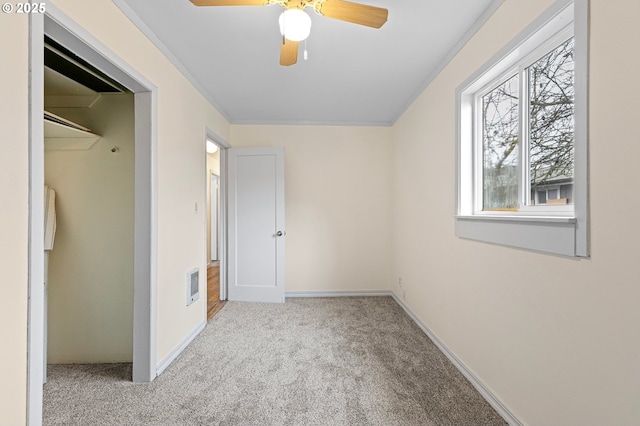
[189,0,388,66]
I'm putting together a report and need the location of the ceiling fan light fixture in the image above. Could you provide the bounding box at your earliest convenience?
[278,9,312,42]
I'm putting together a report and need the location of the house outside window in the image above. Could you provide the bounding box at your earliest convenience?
[456,0,589,257]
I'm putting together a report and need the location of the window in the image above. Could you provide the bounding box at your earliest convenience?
[456,0,588,257]
[479,33,574,213]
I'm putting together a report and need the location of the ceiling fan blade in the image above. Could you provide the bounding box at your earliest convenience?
[189,0,267,6]
[280,38,299,66]
[318,0,388,28]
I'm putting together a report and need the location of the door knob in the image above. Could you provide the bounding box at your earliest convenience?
[276,231,285,237]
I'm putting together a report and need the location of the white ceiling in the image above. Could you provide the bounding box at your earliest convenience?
[115,0,500,126]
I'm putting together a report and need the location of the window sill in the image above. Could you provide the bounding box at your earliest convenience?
[456,214,576,224]
[455,215,582,257]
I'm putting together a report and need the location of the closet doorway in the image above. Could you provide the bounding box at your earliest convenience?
[43,36,135,370]
[29,9,157,424]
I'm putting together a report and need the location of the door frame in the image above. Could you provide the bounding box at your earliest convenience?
[28,5,158,424]
[205,130,230,301]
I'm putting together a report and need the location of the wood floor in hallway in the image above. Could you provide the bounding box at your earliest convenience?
[207,261,225,321]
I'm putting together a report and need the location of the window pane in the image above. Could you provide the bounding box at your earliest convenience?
[537,190,547,205]
[528,38,575,205]
[482,74,519,210]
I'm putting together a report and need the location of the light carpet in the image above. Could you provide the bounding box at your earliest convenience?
[44,297,507,425]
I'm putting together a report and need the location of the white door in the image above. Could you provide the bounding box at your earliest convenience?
[228,147,285,303]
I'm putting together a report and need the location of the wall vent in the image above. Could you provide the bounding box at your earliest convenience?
[186,268,200,306]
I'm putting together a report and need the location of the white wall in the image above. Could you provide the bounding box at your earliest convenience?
[231,125,392,293]
[0,13,29,426]
[45,93,135,363]
[391,0,640,424]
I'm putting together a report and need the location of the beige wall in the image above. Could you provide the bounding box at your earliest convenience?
[0,13,29,426]
[45,93,135,363]
[231,125,392,293]
[391,0,640,424]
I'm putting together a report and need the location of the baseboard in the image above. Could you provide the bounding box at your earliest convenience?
[391,294,523,426]
[156,320,206,376]
[286,290,393,298]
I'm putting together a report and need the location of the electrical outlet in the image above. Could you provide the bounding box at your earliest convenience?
[398,277,403,288]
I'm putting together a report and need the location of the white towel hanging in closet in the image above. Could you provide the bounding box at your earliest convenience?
[44,185,57,250]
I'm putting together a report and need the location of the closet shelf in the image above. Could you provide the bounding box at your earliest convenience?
[44,112,101,151]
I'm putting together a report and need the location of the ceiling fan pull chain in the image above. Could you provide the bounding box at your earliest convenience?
[304,39,308,60]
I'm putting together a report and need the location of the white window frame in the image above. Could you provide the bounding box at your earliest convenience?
[456,0,589,257]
